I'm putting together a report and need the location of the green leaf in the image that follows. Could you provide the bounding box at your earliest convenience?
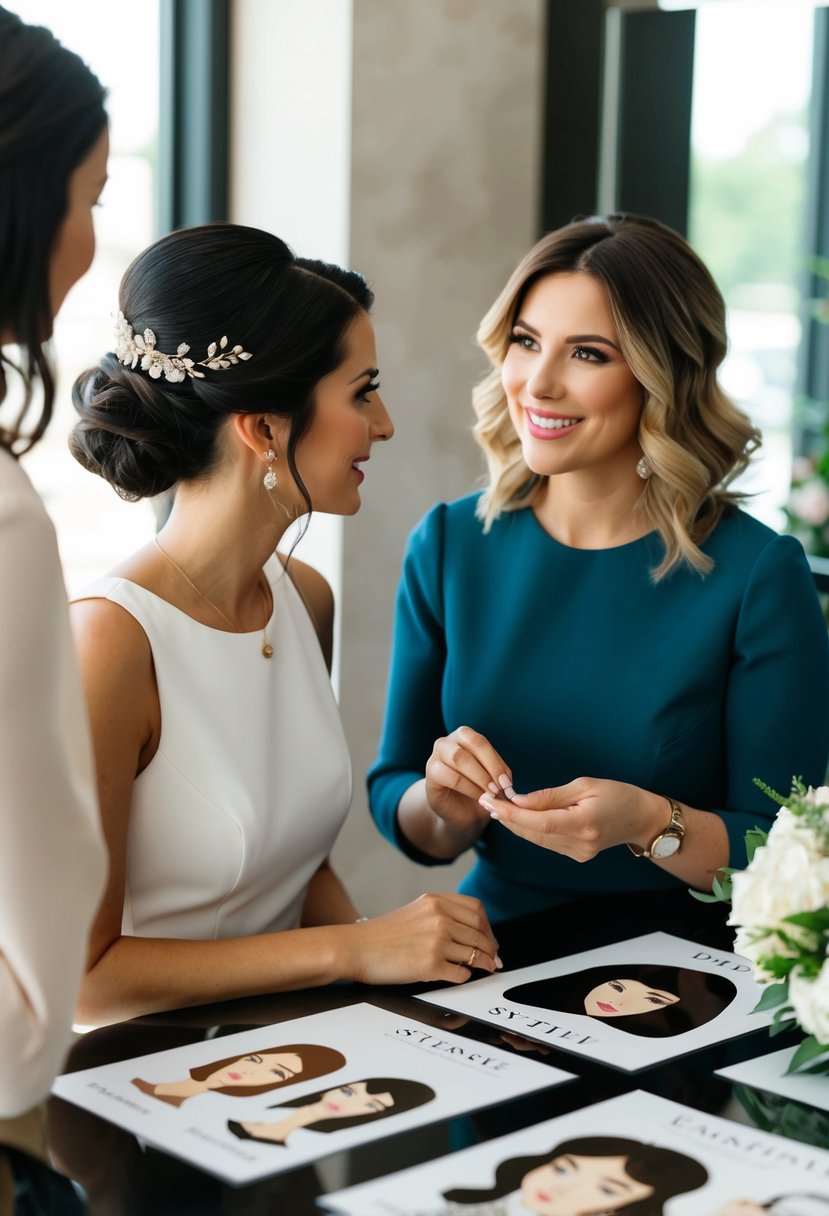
[752,982,790,1012]
[785,908,829,932]
[745,827,768,862]
[787,1035,829,1074]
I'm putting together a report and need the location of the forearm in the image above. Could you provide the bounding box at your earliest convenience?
[76,924,365,1028]
[627,791,730,891]
[397,778,485,861]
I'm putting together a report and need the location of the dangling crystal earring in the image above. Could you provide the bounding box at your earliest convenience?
[636,455,652,480]
[263,448,278,490]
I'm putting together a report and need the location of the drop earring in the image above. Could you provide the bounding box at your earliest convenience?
[636,455,652,480]
[263,448,278,490]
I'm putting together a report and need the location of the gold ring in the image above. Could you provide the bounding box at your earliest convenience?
[467,948,478,969]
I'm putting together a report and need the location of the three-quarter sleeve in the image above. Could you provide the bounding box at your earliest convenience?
[367,502,452,865]
[720,532,829,866]
[0,457,107,1115]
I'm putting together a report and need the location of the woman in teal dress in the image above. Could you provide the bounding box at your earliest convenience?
[367,213,829,927]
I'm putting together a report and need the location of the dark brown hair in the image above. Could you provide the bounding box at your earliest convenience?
[0,5,107,453]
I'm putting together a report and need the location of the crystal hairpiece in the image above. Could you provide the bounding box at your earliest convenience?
[113,310,252,384]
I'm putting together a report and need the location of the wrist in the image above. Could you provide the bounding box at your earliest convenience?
[628,794,686,860]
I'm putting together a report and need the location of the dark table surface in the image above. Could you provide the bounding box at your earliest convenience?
[47,890,807,1215]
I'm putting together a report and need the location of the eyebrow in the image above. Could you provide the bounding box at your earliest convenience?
[348,366,379,384]
[513,319,621,353]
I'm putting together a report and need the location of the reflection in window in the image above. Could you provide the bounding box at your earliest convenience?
[13,0,159,594]
[688,0,812,530]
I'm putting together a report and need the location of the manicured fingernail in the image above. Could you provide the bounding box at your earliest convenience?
[498,775,516,800]
[495,955,504,970]
[488,782,499,795]
[479,794,502,819]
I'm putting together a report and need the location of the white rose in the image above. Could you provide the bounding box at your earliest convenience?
[789,962,829,1043]
[805,786,829,808]
[730,834,825,927]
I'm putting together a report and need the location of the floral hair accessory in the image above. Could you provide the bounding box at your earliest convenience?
[113,310,252,384]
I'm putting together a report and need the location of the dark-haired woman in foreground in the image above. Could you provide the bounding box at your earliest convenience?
[0,6,109,1211]
[69,222,499,1028]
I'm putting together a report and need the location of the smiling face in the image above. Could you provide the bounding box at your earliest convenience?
[584,978,679,1018]
[501,271,642,486]
[291,309,393,515]
[317,1082,394,1118]
[48,125,109,321]
[521,1153,654,1216]
[206,1052,303,1090]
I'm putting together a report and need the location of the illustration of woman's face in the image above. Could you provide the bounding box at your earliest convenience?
[521,1154,654,1216]
[317,1082,393,1118]
[206,1051,303,1089]
[584,978,679,1018]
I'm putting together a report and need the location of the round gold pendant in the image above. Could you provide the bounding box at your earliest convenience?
[262,642,274,659]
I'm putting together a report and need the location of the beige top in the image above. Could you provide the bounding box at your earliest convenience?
[0,449,106,1119]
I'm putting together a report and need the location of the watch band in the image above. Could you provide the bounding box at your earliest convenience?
[627,796,685,859]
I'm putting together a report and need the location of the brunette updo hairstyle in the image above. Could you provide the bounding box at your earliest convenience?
[70,223,374,510]
[0,5,107,453]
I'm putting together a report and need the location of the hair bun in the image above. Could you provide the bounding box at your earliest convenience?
[70,354,211,500]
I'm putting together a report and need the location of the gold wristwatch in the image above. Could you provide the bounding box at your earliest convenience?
[627,796,685,859]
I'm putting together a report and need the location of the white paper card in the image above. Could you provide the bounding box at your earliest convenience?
[416,932,771,1071]
[717,1043,829,1112]
[320,1088,829,1215]
[52,1002,572,1185]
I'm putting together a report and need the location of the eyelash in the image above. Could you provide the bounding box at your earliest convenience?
[609,981,625,993]
[506,332,610,364]
[356,379,380,404]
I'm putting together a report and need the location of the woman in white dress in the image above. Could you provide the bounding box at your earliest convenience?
[0,5,109,1210]
[69,222,500,1027]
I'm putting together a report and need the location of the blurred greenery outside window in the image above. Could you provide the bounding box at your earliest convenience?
[688,1,821,549]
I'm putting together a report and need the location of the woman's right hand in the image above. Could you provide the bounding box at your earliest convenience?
[425,726,514,835]
[351,892,502,986]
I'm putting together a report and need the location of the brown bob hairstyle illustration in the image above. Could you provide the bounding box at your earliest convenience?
[504,964,737,1037]
[131,1042,346,1105]
[442,1135,708,1215]
[227,1076,435,1147]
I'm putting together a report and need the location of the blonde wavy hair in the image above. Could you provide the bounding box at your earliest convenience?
[473,213,761,579]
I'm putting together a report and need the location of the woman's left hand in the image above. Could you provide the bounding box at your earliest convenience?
[479,777,665,861]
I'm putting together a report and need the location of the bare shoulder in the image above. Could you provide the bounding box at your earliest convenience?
[69,594,158,754]
[278,555,335,669]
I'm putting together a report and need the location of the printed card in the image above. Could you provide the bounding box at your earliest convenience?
[320,1088,829,1215]
[416,931,771,1072]
[718,1043,829,1113]
[52,1002,572,1185]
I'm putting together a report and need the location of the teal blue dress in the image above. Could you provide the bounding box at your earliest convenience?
[367,494,829,924]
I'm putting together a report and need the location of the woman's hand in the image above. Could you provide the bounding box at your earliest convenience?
[351,892,502,986]
[425,726,514,837]
[479,777,666,861]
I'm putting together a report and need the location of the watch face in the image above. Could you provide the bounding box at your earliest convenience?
[651,833,681,859]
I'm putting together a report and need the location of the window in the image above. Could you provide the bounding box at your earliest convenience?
[13,0,160,593]
[687,0,814,530]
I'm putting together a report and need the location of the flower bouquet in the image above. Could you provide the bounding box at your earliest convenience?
[695,778,829,1077]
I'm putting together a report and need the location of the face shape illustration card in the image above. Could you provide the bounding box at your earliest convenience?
[52,1002,572,1185]
[717,1043,829,1113]
[319,1087,829,1216]
[416,931,772,1072]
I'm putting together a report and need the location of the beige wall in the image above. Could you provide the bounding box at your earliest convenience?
[231,0,545,913]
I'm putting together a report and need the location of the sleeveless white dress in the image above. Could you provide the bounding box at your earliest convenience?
[77,556,352,940]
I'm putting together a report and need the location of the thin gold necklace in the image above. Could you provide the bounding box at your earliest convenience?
[153,536,274,659]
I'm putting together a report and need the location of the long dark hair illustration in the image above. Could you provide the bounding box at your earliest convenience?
[227,1076,435,1146]
[504,964,736,1037]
